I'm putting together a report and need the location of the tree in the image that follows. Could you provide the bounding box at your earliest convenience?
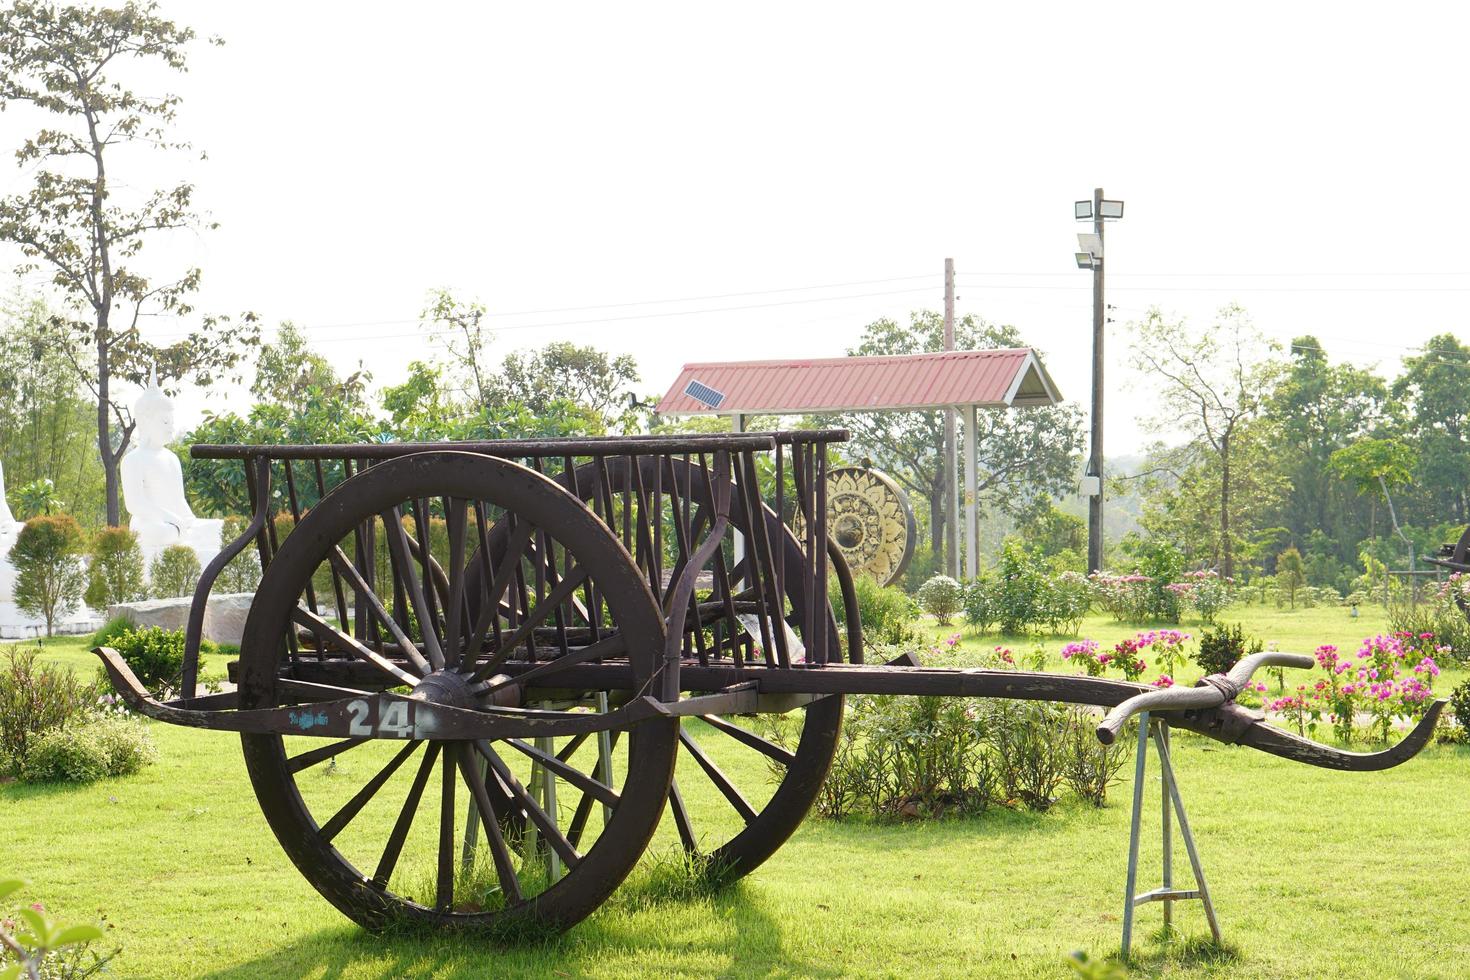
[0,2,259,525]
[1390,334,1470,524]
[9,513,85,635]
[1276,546,1306,609]
[1329,437,1418,564]
[83,524,146,609]
[1263,338,1386,562]
[1136,419,1290,576]
[252,321,367,414]
[487,342,641,433]
[421,289,492,405]
[1130,306,1277,578]
[828,312,1084,570]
[0,292,104,525]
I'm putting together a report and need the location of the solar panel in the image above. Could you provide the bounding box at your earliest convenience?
[684,379,725,409]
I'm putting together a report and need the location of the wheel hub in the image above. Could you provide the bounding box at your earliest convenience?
[410,668,521,710]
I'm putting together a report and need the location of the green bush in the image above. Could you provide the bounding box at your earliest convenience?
[1044,571,1092,635]
[104,626,187,696]
[995,538,1047,634]
[916,575,963,625]
[832,575,920,648]
[963,573,998,633]
[1442,679,1470,744]
[0,647,100,776]
[148,544,201,599]
[83,526,148,611]
[23,716,156,782]
[91,615,136,648]
[1193,622,1262,675]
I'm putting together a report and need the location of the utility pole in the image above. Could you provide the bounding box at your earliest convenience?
[1088,190,1105,575]
[943,257,958,579]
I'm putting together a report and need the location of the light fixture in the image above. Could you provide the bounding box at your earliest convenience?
[1077,232,1103,258]
[1074,200,1093,220]
[1099,199,1124,219]
[1075,252,1097,270]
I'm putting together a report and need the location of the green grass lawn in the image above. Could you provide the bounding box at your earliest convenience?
[3,606,1467,978]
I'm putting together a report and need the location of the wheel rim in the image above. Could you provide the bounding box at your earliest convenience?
[238,452,678,932]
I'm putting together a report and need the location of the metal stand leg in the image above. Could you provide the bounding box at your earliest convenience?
[1121,718,1222,958]
[461,753,487,869]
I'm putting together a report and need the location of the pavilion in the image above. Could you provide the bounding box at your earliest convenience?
[655,348,1064,578]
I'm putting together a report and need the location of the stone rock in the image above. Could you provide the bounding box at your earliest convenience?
[202,593,253,647]
[107,592,253,647]
[107,596,192,633]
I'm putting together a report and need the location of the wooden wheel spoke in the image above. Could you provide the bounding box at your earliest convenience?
[444,497,470,667]
[699,715,796,767]
[436,749,456,911]
[668,778,698,854]
[478,743,581,869]
[471,564,589,681]
[319,740,423,843]
[503,738,619,809]
[287,737,368,774]
[324,546,432,676]
[457,745,524,904]
[381,506,446,670]
[292,607,417,688]
[373,741,441,888]
[679,728,757,824]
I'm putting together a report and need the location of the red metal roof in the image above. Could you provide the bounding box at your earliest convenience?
[656,348,1061,416]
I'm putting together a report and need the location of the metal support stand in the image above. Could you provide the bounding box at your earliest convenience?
[1121,714,1221,958]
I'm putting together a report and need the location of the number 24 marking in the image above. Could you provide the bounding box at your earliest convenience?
[346,698,418,738]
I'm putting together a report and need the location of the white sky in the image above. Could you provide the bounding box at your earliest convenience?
[5,1,1470,454]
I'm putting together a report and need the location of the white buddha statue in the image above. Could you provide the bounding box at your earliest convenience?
[0,460,18,601]
[121,373,222,576]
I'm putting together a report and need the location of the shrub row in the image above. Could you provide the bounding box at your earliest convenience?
[764,646,1129,820]
[6,516,232,635]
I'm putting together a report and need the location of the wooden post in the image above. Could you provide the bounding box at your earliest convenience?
[965,404,978,579]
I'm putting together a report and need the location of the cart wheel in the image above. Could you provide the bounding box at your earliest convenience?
[473,454,851,886]
[237,452,678,934]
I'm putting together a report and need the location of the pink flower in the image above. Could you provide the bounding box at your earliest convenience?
[1153,674,1174,688]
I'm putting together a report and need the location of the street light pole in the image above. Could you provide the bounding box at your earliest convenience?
[1088,187,1105,575]
[1074,190,1122,574]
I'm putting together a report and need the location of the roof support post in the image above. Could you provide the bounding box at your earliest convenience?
[965,405,978,580]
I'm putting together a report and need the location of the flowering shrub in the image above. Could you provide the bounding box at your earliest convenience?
[1088,573,1152,621]
[1060,639,1103,676]
[1045,571,1092,634]
[1266,635,1443,744]
[1105,637,1147,681]
[1166,570,1234,623]
[1137,629,1191,678]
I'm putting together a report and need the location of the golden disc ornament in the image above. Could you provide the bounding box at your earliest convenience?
[793,465,916,586]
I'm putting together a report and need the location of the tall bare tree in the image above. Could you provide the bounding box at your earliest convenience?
[1130,305,1277,578]
[0,2,258,524]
